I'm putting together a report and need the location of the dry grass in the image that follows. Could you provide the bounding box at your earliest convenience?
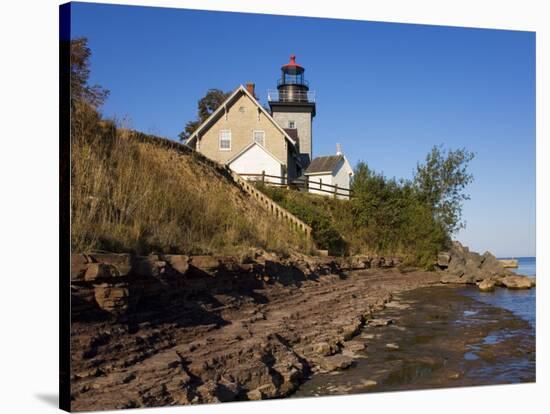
[71,104,312,256]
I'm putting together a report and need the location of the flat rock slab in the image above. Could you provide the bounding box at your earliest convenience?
[499,275,535,289]
[367,318,394,327]
[318,355,354,372]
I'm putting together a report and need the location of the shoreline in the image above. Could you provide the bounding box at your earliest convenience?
[69,252,535,411]
[293,284,535,397]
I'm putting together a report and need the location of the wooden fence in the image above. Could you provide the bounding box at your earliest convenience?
[238,171,354,199]
[229,170,313,237]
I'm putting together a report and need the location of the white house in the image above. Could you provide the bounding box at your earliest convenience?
[226,141,286,184]
[304,149,354,200]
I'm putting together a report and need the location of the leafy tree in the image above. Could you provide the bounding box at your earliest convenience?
[179,89,231,141]
[70,37,109,108]
[414,145,475,235]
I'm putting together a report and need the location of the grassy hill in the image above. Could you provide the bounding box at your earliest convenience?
[71,104,312,256]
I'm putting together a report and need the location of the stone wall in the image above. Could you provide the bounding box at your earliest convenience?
[71,252,399,318]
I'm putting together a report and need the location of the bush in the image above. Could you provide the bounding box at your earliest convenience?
[258,186,347,255]
[257,161,453,268]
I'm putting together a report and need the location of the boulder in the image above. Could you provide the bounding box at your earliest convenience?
[440,241,513,285]
[84,263,120,282]
[437,252,451,268]
[477,279,496,292]
[465,251,483,269]
[71,254,90,281]
[349,255,370,270]
[312,342,335,356]
[246,383,278,401]
[460,269,485,284]
[189,255,221,272]
[480,251,505,275]
[93,282,137,315]
[88,253,132,277]
[164,255,190,274]
[318,354,354,371]
[499,275,535,290]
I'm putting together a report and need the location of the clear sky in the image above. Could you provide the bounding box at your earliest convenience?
[70,2,536,257]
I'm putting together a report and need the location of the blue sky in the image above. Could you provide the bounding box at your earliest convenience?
[70,2,536,257]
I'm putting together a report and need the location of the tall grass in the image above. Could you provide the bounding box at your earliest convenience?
[71,103,311,256]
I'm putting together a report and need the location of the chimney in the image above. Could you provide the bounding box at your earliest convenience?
[246,82,256,98]
[336,143,343,156]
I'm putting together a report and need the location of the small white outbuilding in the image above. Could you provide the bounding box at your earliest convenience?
[227,141,286,184]
[304,148,354,200]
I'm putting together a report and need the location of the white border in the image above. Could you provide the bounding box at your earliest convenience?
[0,1,546,413]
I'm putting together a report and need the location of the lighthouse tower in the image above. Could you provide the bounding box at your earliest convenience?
[268,55,316,167]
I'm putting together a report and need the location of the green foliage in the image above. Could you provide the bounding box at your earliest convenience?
[414,145,475,234]
[257,149,471,268]
[350,162,449,267]
[70,37,109,108]
[258,186,347,255]
[178,89,231,141]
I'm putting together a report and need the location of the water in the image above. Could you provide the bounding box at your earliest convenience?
[463,256,536,327]
[294,260,536,397]
[462,284,535,327]
[504,256,536,277]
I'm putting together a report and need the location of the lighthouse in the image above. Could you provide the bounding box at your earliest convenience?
[268,55,316,167]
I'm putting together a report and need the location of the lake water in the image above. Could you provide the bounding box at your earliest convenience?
[463,256,536,327]
[294,258,536,397]
[511,256,536,277]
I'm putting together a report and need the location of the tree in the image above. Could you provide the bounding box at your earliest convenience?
[178,89,231,141]
[70,37,109,108]
[414,145,475,235]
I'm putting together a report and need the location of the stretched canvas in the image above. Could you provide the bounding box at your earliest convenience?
[60,2,536,411]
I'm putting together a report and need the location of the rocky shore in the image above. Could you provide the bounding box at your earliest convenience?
[69,243,534,411]
[70,251,437,410]
[437,241,535,290]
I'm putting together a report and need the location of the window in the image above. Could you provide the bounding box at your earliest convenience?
[288,121,296,129]
[253,130,265,146]
[219,130,231,150]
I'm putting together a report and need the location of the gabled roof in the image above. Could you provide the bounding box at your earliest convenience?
[226,141,285,166]
[305,155,344,174]
[185,85,297,148]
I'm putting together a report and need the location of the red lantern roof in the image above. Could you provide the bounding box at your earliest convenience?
[282,54,303,70]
